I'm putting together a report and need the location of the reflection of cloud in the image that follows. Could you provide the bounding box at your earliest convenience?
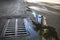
[24,0,40,3]
[29,6,60,15]
[29,6,47,11]
[37,15,42,23]
[29,6,41,11]
[32,11,36,18]
[25,0,60,4]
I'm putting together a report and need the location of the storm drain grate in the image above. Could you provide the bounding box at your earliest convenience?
[2,18,29,39]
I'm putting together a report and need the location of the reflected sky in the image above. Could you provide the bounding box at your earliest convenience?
[37,15,42,23]
[23,18,39,40]
[32,10,42,23]
[32,10,36,18]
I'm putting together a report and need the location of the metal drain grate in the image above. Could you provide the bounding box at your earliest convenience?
[2,18,29,39]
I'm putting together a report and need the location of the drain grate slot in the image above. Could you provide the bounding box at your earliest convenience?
[2,18,29,39]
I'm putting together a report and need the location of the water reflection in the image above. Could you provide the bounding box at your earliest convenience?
[23,18,40,40]
[32,10,42,23]
[32,11,36,18]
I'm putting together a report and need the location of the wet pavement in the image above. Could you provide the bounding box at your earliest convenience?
[0,0,60,40]
[0,0,26,17]
[0,0,40,39]
[26,1,60,39]
[1,18,40,40]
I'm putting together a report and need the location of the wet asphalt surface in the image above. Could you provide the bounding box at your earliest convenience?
[0,0,60,39]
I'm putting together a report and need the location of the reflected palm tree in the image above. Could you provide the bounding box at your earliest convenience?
[32,20,59,40]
